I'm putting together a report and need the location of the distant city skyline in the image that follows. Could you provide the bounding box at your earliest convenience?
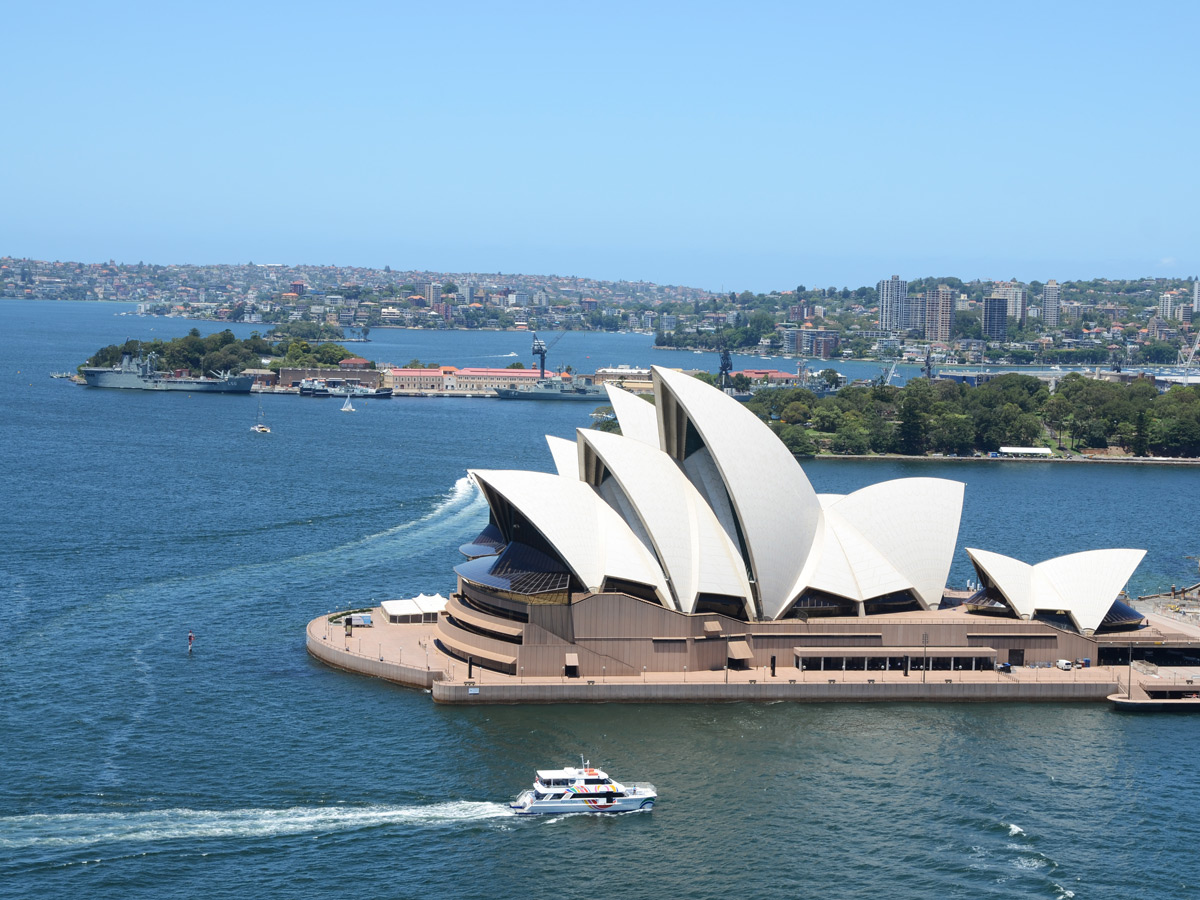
[3,2,1199,292]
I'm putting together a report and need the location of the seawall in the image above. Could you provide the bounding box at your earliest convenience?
[305,617,440,690]
[431,678,1118,704]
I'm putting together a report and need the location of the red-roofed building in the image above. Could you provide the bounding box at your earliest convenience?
[450,367,572,391]
[734,369,801,386]
[339,357,371,370]
[387,366,457,391]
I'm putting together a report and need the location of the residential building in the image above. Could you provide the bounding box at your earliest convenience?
[781,328,798,354]
[982,296,1008,342]
[1159,294,1175,321]
[900,292,922,332]
[799,329,840,358]
[1042,279,1061,328]
[877,275,906,332]
[992,280,1028,326]
[924,284,955,342]
[426,283,442,305]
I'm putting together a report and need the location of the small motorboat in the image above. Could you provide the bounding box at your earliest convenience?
[510,760,656,815]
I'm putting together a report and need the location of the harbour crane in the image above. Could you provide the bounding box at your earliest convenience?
[530,331,567,378]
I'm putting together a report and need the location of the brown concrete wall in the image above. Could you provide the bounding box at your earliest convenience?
[441,586,1108,679]
[431,679,1120,704]
[306,630,439,689]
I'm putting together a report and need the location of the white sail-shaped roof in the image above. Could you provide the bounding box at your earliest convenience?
[819,478,964,609]
[966,547,1146,634]
[604,383,659,447]
[577,429,753,616]
[806,511,910,604]
[653,365,822,618]
[469,469,671,606]
[544,435,579,479]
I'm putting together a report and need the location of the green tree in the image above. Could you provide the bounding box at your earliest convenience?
[778,424,817,455]
[812,406,842,433]
[781,401,810,424]
[896,378,932,454]
[1132,410,1149,457]
[1042,394,1071,448]
[831,425,870,454]
[929,413,975,455]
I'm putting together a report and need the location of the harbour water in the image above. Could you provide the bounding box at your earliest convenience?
[2,300,1199,899]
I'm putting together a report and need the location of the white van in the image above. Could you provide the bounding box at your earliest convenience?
[1055,659,1072,671]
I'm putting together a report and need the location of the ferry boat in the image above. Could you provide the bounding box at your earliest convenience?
[510,761,656,815]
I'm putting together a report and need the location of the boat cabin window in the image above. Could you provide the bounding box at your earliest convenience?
[585,778,605,785]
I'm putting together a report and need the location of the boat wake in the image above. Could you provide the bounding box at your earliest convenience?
[0,801,513,851]
[100,476,486,605]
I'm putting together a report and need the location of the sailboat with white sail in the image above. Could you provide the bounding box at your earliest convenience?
[252,399,271,433]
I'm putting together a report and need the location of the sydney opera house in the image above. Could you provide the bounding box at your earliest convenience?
[434,366,1149,678]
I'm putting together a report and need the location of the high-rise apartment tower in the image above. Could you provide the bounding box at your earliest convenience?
[877,275,907,332]
[924,285,955,343]
[982,296,1008,342]
[1042,279,1061,328]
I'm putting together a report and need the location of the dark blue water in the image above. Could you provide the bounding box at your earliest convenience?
[3,301,1199,900]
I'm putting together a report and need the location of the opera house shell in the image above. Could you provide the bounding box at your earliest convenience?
[435,366,1148,677]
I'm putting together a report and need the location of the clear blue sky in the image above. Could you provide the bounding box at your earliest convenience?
[4,1,1198,291]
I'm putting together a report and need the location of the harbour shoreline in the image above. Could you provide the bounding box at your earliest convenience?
[306,612,1141,706]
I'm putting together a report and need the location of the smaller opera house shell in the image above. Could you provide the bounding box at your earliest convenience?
[436,366,1148,677]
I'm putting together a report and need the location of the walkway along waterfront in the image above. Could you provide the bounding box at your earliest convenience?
[307,610,1158,705]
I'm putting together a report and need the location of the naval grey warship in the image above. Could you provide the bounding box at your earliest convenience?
[494,333,604,401]
[494,378,604,401]
[81,351,253,393]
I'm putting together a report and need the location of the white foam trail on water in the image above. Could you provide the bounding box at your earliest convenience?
[1007,823,1025,837]
[97,648,156,788]
[0,801,513,850]
[101,477,486,600]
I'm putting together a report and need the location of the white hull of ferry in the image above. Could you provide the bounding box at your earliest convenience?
[510,788,655,815]
[509,763,656,815]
